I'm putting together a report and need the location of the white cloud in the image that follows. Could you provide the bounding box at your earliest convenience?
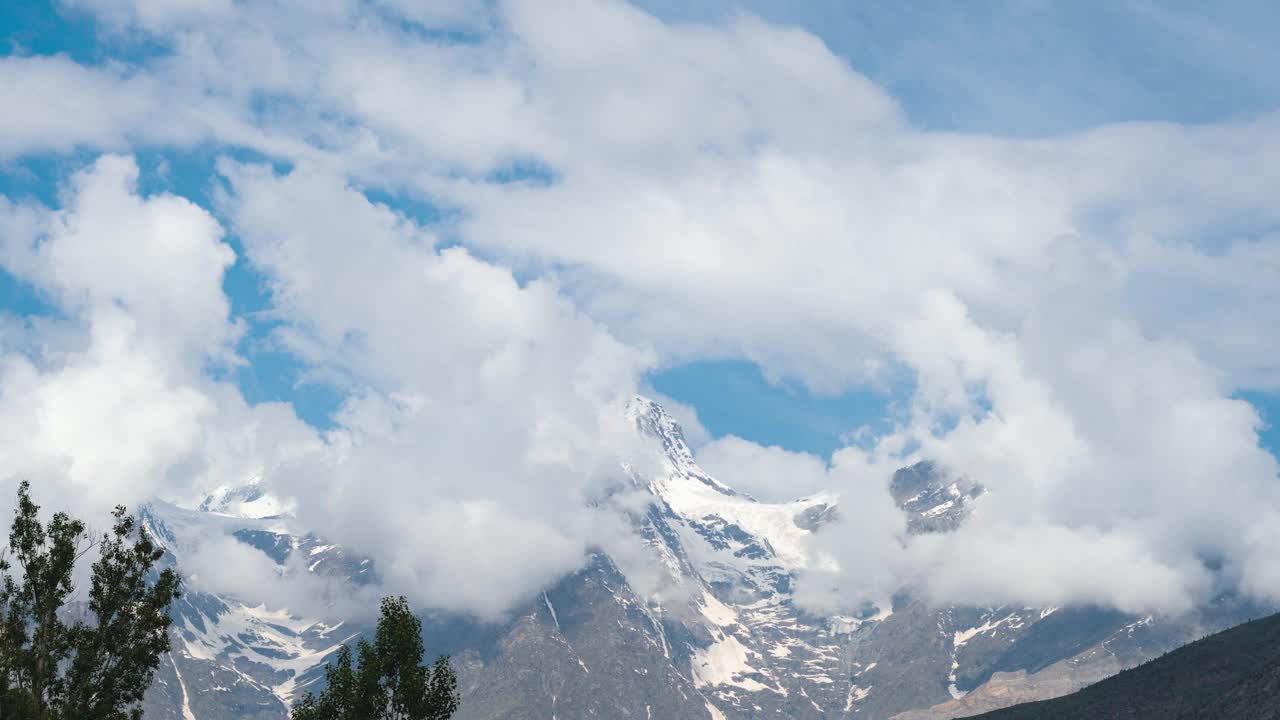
[1,0,1278,618]
[212,161,655,618]
[695,436,829,502]
[0,57,199,157]
[182,533,384,620]
[0,156,238,513]
[64,0,235,32]
[860,288,1278,613]
[0,153,656,620]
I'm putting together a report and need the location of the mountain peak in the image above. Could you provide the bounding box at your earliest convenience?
[626,395,690,452]
[197,476,291,519]
[627,395,739,499]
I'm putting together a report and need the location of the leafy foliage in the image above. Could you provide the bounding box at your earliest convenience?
[291,596,460,720]
[973,611,1280,719]
[0,481,181,720]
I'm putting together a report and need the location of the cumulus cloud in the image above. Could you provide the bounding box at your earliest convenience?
[207,162,656,616]
[695,436,830,502]
[1,0,1279,620]
[0,156,230,511]
[0,56,211,158]
[1,153,655,620]
[183,533,385,621]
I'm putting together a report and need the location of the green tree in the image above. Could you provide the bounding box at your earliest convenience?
[291,596,459,720]
[0,481,181,720]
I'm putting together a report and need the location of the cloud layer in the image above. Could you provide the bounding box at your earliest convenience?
[1,0,1279,619]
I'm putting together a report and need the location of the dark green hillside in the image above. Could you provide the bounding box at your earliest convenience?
[971,612,1280,719]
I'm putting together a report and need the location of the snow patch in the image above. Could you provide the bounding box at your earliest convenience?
[844,684,870,711]
[691,633,786,695]
[692,635,758,689]
[953,613,1017,649]
[699,592,738,628]
[168,653,198,720]
[544,592,562,632]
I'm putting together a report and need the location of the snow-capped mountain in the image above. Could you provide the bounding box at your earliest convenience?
[196,477,293,519]
[141,397,1271,719]
[138,500,374,719]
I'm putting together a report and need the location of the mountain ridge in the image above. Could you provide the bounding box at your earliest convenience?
[966,611,1280,719]
[138,397,1272,719]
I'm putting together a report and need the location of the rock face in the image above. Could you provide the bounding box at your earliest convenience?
[142,397,1271,719]
[450,555,710,720]
[888,460,983,534]
[891,655,1124,720]
[964,610,1280,720]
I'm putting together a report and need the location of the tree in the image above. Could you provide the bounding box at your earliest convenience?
[291,596,459,720]
[0,481,181,720]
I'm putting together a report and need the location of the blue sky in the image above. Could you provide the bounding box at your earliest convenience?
[2,0,1279,462]
[648,360,906,456]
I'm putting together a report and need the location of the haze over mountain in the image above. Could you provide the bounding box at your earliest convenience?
[2,1,1280,718]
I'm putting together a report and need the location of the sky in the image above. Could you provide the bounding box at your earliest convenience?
[2,0,1280,620]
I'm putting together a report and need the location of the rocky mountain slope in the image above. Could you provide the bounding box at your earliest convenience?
[141,398,1270,719]
[967,611,1280,719]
